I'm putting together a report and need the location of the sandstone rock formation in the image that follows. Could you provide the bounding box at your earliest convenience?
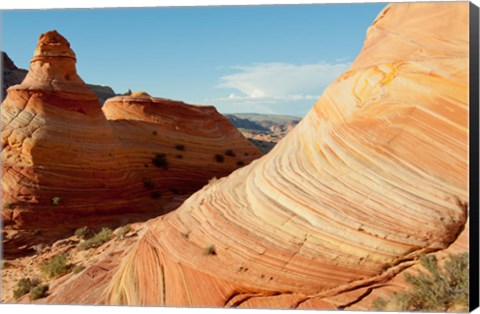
[1,31,261,256]
[2,50,117,104]
[103,92,261,196]
[46,2,469,307]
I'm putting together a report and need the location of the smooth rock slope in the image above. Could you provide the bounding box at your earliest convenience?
[58,2,469,307]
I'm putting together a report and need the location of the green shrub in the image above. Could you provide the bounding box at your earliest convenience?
[78,228,113,250]
[51,197,61,205]
[40,253,71,278]
[73,265,86,274]
[214,154,224,163]
[175,144,185,151]
[170,188,181,195]
[74,226,94,240]
[236,160,245,166]
[152,153,169,169]
[143,179,155,190]
[225,149,235,157]
[203,244,217,256]
[13,278,33,299]
[29,284,49,300]
[372,253,469,312]
[116,225,131,240]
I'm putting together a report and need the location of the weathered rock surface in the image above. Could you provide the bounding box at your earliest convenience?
[103,92,261,197]
[1,31,261,257]
[2,51,117,104]
[46,2,469,307]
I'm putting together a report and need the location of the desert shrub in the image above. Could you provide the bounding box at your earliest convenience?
[116,225,131,240]
[73,265,86,274]
[74,226,94,240]
[176,154,183,159]
[78,228,113,250]
[51,196,61,205]
[152,153,169,169]
[152,130,158,136]
[236,160,245,166]
[143,179,155,190]
[40,253,71,278]
[29,284,49,300]
[372,253,469,312]
[214,154,224,163]
[203,244,217,256]
[225,149,235,157]
[170,188,181,195]
[175,144,185,151]
[13,278,33,299]
[151,191,161,199]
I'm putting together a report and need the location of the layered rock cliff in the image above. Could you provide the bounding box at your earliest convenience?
[46,2,469,307]
[1,31,261,256]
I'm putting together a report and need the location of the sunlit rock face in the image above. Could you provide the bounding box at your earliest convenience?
[58,2,470,308]
[102,92,262,199]
[1,31,261,256]
[1,31,132,226]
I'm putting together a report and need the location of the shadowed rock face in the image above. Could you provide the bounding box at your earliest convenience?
[1,31,261,256]
[44,2,469,307]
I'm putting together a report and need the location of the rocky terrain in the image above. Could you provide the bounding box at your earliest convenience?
[1,31,261,258]
[21,2,468,308]
[2,52,28,100]
[1,2,471,309]
[2,51,117,104]
[226,113,301,153]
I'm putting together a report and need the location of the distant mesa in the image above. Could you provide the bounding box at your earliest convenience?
[1,30,261,256]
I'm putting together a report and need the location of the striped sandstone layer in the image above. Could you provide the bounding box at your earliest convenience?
[55,2,470,307]
[1,31,261,256]
[102,92,261,197]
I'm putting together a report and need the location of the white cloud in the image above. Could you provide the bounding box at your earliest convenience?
[215,62,350,103]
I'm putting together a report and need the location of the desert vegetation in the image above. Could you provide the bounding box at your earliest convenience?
[152,153,169,169]
[143,179,155,190]
[225,149,235,157]
[214,154,224,163]
[203,244,217,256]
[372,253,469,312]
[78,228,113,250]
[13,277,48,300]
[40,253,72,278]
[74,226,94,240]
[51,196,61,205]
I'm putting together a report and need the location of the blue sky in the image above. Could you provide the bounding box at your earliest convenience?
[1,3,386,117]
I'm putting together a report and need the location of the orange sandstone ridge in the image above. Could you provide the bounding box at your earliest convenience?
[1,31,261,256]
[45,2,469,307]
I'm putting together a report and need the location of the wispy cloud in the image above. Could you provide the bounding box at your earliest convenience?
[215,62,350,103]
